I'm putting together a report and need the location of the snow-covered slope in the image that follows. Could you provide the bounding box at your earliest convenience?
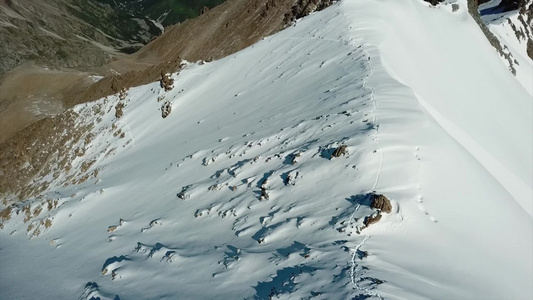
[1,0,531,299]
[479,0,533,95]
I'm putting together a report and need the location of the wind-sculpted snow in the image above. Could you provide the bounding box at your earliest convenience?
[1,0,531,299]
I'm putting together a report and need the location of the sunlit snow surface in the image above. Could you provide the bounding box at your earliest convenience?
[1,0,531,299]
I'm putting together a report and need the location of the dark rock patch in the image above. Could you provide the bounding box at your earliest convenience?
[284,0,336,25]
[115,102,125,119]
[423,0,444,6]
[160,73,174,92]
[161,101,172,119]
[370,194,392,213]
[332,145,347,158]
[363,213,382,227]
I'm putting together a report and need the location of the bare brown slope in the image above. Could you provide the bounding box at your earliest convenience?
[1,0,124,74]
[0,64,96,143]
[134,0,336,64]
[134,0,296,63]
[49,0,299,109]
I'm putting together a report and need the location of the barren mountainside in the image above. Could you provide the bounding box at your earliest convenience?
[94,0,228,27]
[0,0,164,74]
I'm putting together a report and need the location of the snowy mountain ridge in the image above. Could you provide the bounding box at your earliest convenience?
[0,0,531,299]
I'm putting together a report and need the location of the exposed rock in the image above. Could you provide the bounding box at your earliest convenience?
[424,0,444,6]
[527,39,533,60]
[0,206,12,222]
[467,0,517,74]
[115,102,125,119]
[260,187,270,200]
[177,185,191,199]
[332,145,347,158]
[284,0,336,24]
[0,109,94,200]
[517,0,533,60]
[201,6,210,14]
[65,58,185,108]
[160,73,174,92]
[208,184,221,191]
[284,171,299,186]
[119,88,128,100]
[371,194,392,213]
[291,153,301,164]
[161,101,172,119]
[363,213,382,227]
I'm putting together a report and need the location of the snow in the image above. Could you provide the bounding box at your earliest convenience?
[89,75,105,82]
[149,19,165,34]
[39,26,66,40]
[1,0,531,299]
[479,0,533,96]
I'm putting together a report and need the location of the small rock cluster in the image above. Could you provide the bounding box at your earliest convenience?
[160,73,174,92]
[363,194,392,228]
[161,101,172,118]
[115,102,125,119]
[332,145,347,158]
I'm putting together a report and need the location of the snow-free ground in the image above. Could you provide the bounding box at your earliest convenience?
[1,0,531,299]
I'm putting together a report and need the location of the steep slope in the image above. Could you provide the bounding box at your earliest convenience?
[128,0,335,68]
[0,0,334,176]
[479,0,533,95]
[0,0,164,74]
[94,0,228,27]
[0,0,164,143]
[0,1,531,299]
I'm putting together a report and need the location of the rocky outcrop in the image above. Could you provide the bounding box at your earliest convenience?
[134,0,336,67]
[201,6,211,14]
[161,101,172,119]
[332,145,347,158]
[63,58,185,107]
[363,213,382,227]
[467,0,517,74]
[422,0,444,6]
[370,194,392,214]
[284,0,336,24]
[518,0,533,60]
[160,73,174,92]
[358,193,393,230]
